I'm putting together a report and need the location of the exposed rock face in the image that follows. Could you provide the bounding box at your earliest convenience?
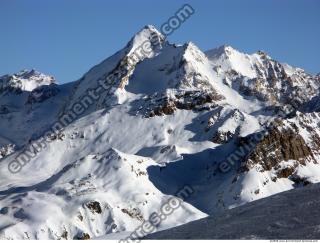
[275,166,296,179]
[148,90,224,117]
[73,233,90,240]
[242,112,320,178]
[212,131,234,144]
[121,207,144,221]
[247,65,317,107]
[85,201,102,214]
[244,127,314,172]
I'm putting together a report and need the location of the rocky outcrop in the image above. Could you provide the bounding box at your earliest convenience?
[0,144,15,159]
[73,233,90,240]
[121,207,144,221]
[85,201,102,214]
[241,112,320,178]
[212,131,235,144]
[148,90,224,117]
[206,107,247,144]
[243,127,315,172]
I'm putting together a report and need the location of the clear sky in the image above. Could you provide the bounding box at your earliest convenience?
[0,0,319,83]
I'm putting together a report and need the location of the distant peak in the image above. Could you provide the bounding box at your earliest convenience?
[184,41,198,49]
[15,69,41,79]
[131,24,165,43]
[220,44,235,51]
[256,50,271,59]
[183,42,205,58]
[216,44,236,52]
[142,24,159,32]
[0,69,56,92]
[205,44,238,58]
[256,50,267,56]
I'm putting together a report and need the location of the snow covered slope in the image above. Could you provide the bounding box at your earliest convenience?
[146,183,320,239]
[0,148,204,239]
[0,25,319,239]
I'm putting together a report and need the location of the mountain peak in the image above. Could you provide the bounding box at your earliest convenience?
[0,69,55,92]
[142,24,161,33]
[184,41,199,49]
[255,50,272,60]
[182,41,208,64]
[205,44,238,59]
[220,44,236,52]
[134,24,163,39]
[15,69,41,79]
[126,25,166,56]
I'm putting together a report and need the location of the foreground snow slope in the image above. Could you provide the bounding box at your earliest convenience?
[146,183,320,239]
[0,25,319,239]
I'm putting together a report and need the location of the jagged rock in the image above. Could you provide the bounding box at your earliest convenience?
[243,126,315,172]
[276,166,296,179]
[85,201,102,214]
[152,101,176,116]
[212,131,234,144]
[73,233,90,240]
[148,90,223,117]
[121,208,144,221]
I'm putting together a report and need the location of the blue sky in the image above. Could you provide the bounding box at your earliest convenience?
[0,0,319,83]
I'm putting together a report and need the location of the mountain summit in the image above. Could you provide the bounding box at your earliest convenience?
[0,69,55,92]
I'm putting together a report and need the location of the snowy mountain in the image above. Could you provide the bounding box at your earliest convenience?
[0,25,319,239]
[206,45,319,107]
[0,69,55,93]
